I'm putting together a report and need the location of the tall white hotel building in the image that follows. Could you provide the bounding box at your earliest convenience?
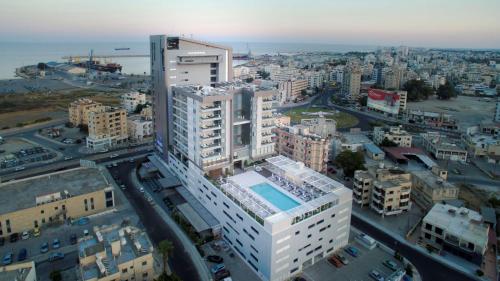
[150,36,352,281]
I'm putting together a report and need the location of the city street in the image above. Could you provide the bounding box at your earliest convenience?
[108,161,201,281]
[351,215,478,281]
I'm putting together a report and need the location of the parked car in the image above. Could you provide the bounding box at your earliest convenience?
[383,260,398,271]
[33,227,40,237]
[52,238,61,249]
[210,263,225,274]
[49,252,65,262]
[15,166,26,171]
[215,269,231,281]
[70,234,78,245]
[328,256,343,268]
[207,255,223,263]
[335,253,349,265]
[369,269,385,281]
[17,248,27,261]
[2,253,13,265]
[40,242,49,253]
[83,229,90,236]
[344,246,359,257]
[21,231,30,240]
[139,187,145,193]
[9,233,19,243]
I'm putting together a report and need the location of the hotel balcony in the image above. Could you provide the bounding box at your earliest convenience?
[372,187,384,197]
[201,133,222,142]
[200,123,222,132]
[201,142,222,151]
[400,196,410,203]
[201,114,222,122]
[201,104,222,112]
[372,195,383,204]
[370,203,384,214]
[352,188,362,196]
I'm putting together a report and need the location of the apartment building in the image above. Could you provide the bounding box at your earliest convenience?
[421,132,468,162]
[341,65,362,101]
[150,36,233,158]
[0,167,115,238]
[69,98,104,126]
[278,79,308,104]
[166,154,351,281]
[121,91,147,113]
[127,116,153,143]
[334,132,372,156]
[462,133,500,157]
[170,83,276,176]
[353,165,412,216]
[275,115,291,127]
[384,65,404,90]
[78,224,155,281]
[495,98,500,122]
[421,203,489,265]
[300,117,336,138]
[86,107,128,150]
[411,166,459,209]
[275,125,329,172]
[373,126,412,147]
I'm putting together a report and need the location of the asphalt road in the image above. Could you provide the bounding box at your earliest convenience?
[36,251,79,281]
[108,162,201,281]
[351,215,477,281]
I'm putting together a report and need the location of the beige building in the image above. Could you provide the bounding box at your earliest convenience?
[87,107,128,150]
[121,91,147,113]
[342,65,362,100]
[421,132,468,162]
[300,117,337,138]
[278,79,308,104]
[275,115,291,127]
[128,116,153,143]
[69,98,104,126]
[275,125,329,172]
[411,166,459,209]
[0,167,115,238]
[78,224,156,281]
[373,126,412,147]
[353,165,412,216]
[421,203,489,265]
[463,133,500,157]
[0,261,37,281]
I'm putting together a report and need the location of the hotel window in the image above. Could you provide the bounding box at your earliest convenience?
[84,199,88,211]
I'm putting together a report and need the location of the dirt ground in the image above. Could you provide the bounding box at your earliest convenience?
[407,95,496,128]
[458,183,492,210]
[0,89,122,129]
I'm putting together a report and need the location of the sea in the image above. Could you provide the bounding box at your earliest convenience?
[0,41,378,80]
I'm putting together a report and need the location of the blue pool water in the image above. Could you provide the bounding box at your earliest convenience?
[251,183,300,211]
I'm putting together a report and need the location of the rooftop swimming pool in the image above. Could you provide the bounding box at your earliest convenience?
[251,182,300,211]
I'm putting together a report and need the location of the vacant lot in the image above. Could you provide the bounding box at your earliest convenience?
[283,106,359,128]
[0,89,122,129]
[407,95,496,128]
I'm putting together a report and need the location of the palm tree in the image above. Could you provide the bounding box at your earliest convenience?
[159,240,174,275]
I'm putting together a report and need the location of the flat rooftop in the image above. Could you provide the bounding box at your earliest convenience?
[412,170,458,190]
[79,225,153,281]
[424,204,489,249]
[0,167,110,214]
[220,156,347,221]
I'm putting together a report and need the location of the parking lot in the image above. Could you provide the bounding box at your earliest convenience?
[302,233,406,281]
[202,240,261,281]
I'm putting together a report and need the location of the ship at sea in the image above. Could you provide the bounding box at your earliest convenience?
[114,47,130,51]
[70,49,122,73]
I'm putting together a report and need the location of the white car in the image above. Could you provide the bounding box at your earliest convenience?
[83,229,89,236]
[139,187,145,193]
[15,166,26,171]
[21,231,30,240]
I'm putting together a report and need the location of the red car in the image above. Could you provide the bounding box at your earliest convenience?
[328,256,343,268]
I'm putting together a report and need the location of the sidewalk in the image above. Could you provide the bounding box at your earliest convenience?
[130,169,212,281]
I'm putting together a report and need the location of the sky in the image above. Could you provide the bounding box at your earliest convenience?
[1,0,499,48]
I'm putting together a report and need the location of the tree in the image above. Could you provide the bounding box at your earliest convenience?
[257,70,270,80]
[436,81,456,100]
[155,273,183,281]
[134,103,150,114]
[335,150,365,177]
[159,240,174,275]
[403,79,434,101]
[49,270,62,281]
[300,89,308,96]
[244,77,254,83]
[37,62,47,70]
[358,96,367,107]
[380,137,398,147]
[405,264,414,277]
